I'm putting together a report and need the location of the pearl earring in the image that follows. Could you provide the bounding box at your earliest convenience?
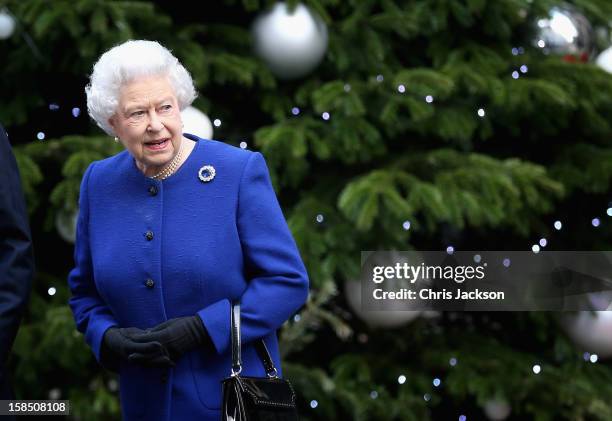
[114,136,119,143]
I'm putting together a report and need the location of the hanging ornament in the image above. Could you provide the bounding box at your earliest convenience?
[533,5,593,62]
[47,388,61,400]
[181,106,213,139]
[344,251,422,328]
[595,46,612,73]
[561,292,612,358]
[55,208,78,244]
[0,9,16,40]
[483,398,511,420]
[562,311,612,358]
[251,2,328,79]
[344,279,421,328]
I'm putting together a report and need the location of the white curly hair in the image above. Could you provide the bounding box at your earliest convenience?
[85,39,197,136]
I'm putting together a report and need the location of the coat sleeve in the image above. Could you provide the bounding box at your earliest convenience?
[197,151,309,355]
[68,162,118,365]
[0,126,34,376]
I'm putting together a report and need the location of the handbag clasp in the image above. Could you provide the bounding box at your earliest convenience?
[266,367,278,378]
[231,365,242,376]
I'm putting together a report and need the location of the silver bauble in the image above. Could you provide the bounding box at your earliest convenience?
[534,6,593,61]
[48,388,61,400]
[181,106,213,139]
[561,292,612,358]
[562,311,612,358]
[56,208,78,244]
[252,2,328,79]
[596,46,612,73]
[344,279,421,328]
[0,10,15,40]
[344,251,422,328]
[483,398,511,421]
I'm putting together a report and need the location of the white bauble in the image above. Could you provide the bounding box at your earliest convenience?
[56,208,78,244]
[596,46,612,73]
[181,106,213,139]
[252,2,328,79]
[0,10,15,39]
[483,398,511,420]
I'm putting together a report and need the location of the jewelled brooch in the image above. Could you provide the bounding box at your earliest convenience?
[198,165,216,182]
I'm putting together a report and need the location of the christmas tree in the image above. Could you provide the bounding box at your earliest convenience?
[2,0,612,419]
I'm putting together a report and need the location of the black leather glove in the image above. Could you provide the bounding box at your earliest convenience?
[102,327,175,369]
[128,316,212,363]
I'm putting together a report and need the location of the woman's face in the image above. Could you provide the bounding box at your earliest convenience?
[108,74,183,176]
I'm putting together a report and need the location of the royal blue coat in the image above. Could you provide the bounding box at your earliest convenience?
[68,134,309,420]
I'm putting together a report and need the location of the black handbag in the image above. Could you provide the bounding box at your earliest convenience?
[221,301,299,421]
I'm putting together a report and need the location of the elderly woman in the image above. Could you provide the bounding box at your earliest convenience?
[68,39,309,421]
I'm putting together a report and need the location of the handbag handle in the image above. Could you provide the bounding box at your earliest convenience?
[230,301,279,378]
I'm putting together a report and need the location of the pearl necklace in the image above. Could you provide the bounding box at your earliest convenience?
[149,138,185,180]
